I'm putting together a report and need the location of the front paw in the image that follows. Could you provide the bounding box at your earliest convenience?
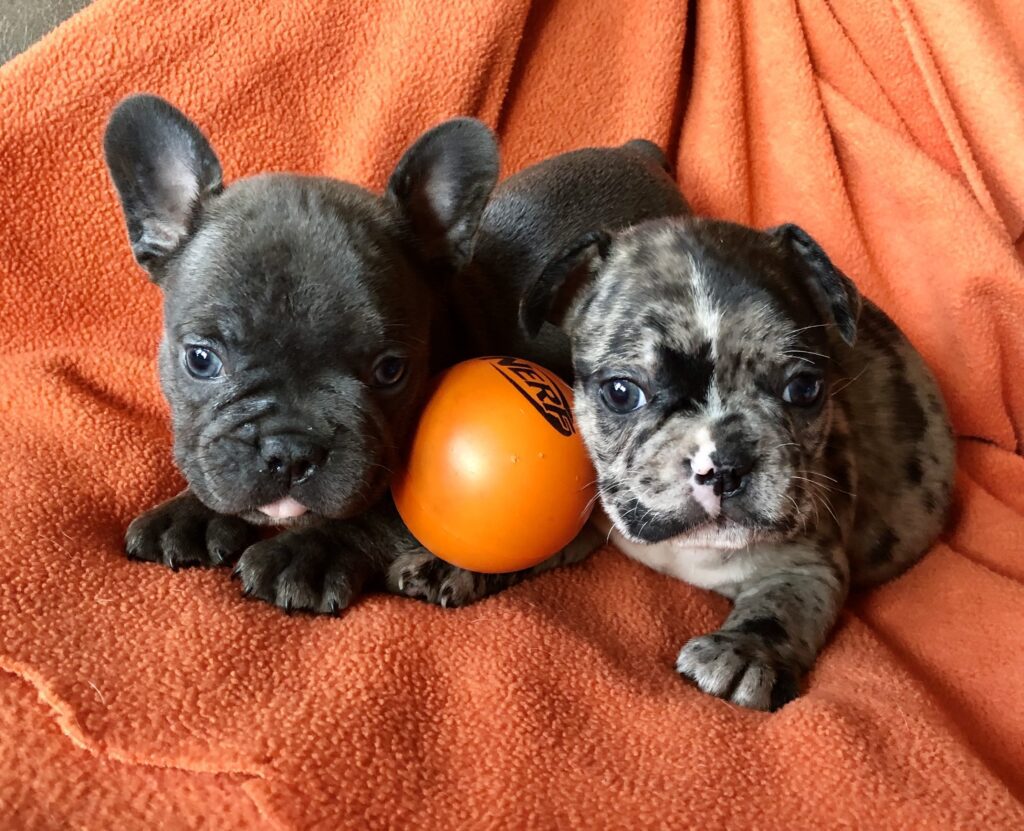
[125,492,256,570]
[675,632,800,712]
[234,534,355,615]
[388,550,483,608]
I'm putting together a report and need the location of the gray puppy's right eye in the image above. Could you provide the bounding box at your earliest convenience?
[599,378,648,414]
[183,346,224,380]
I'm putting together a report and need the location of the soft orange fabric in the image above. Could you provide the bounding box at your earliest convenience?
[0,674,263,828]
[1,0,1023,827]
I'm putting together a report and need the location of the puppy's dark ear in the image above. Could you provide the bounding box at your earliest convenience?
[103,94,223,277]
[519,230,611,338]
[386,118,498,273]
[621,138,673,175]
[771,224,862,346]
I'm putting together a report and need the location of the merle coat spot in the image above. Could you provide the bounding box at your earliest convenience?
[617,497,691,542]
[658,341,714,412]
[868,527,900,565]
[833,458,854,495]
[889,375,927,443]
[735,616,788,645]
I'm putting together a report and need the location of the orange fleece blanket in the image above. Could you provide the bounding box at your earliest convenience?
[2,0,1024,827]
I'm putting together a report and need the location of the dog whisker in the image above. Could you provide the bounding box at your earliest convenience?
[830,367,869,397]
[637,506,657,539]
[580,490,602,520]
[794,471,855,501]
[780,322,832,344]
[813,491,841,530]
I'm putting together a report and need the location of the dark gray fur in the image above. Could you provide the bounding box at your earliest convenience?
[106,95,686,612]
[523,216,955,710]
[455,139,688,378]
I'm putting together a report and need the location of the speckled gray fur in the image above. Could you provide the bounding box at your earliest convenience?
[522,216,955,710]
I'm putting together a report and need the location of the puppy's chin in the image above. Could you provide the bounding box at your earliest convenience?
[664,521,763,551]
[239,508,320,529]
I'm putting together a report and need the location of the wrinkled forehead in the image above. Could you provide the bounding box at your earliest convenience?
[575,225,804,371]
[165,184,421,346]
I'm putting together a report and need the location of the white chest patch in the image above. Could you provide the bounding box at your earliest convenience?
[609,529,758,597]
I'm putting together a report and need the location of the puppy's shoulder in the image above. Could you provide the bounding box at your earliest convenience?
[841,300,955,585]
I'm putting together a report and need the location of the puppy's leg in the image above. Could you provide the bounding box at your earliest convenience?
[675,543,849,711]
[125,489,257,570]
[234,499,603,614]
[388,522,605,608]
[234,522,386,615]
[232,498,436,614]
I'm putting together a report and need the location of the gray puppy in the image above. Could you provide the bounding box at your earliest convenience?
[522,216,955,710]
[105,94,686,613]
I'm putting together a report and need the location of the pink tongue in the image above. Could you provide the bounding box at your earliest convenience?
[257,497,309,520]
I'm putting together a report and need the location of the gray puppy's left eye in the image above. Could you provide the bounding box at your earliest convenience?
[184,346,224,380]
[372,354,407,388]
[599,378,648,413]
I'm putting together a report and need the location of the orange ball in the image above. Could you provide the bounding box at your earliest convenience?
[392,357,597,573]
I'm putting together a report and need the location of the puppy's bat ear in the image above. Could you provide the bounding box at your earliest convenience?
[386,118,499,274]
[770,224,862,346]
[103,94,223,278]
[519,230,611,338]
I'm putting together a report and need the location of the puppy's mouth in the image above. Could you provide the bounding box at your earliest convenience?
[668,515,770,550]
[617,510,778,551]
[182,428,395,526]
[607,488,789,548]
[237,500,316,528]
[236,476,387,527]
[256,496,309,522]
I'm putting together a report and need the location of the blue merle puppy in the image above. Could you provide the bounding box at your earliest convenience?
[520,217,955,710]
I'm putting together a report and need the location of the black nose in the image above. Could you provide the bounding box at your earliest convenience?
[693,458,754,498]
[259,434,328,485]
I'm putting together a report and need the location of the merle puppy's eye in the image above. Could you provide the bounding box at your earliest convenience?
[599,378,648,413]
[184,346,224,380]
[783,372,824,407]
[372,354,407,388]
